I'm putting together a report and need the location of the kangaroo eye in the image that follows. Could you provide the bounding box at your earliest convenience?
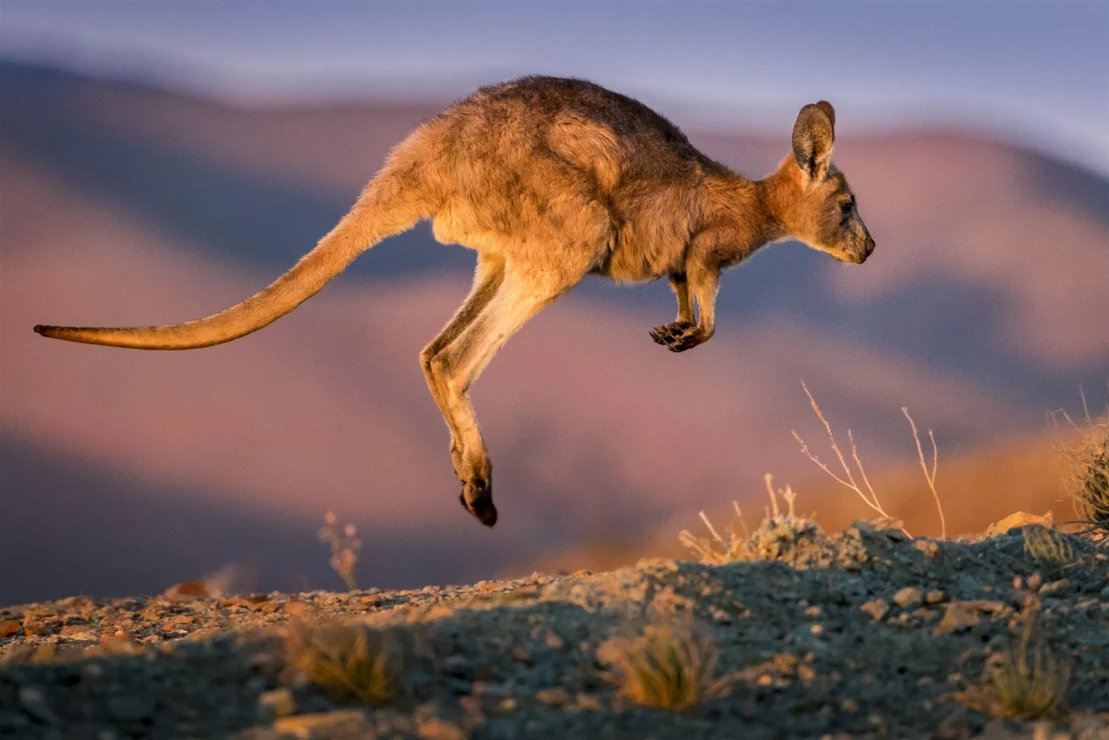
[839,201,853,222]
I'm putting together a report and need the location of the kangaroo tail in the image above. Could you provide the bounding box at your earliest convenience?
[33,173,428,350]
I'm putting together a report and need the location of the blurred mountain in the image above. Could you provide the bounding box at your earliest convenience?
[2,61,1106,603]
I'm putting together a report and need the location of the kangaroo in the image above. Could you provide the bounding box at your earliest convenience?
[34,76,874,527]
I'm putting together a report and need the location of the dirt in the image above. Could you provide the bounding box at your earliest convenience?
[1,518,1107,739]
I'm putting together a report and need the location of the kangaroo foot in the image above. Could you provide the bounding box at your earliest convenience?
[650,321,707,352]
[459,476,497,527]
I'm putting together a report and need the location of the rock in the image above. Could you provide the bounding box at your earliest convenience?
[257,687,297,719]
[272,710,368,737]
[914,540,940,557]
[933,602,983,635]
[0,620,19,637]
[536,687,571,707]
[417,718,467,740]
[893,587,923,607]
[283,600,310,617]
[163,581,209,600]
[1040,579,1071,596]
[988,511,1053,537]
[925,590,947,605]
[859,599,889,622]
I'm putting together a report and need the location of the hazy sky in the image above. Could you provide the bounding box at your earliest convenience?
[2,1,1107,171]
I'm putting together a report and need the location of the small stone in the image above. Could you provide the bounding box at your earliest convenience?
[893,587,923,608]
[925,590,947,605]
[841,698,859,713]
[257,687,297,719]
[163,581,208,600]
[577,694,601,710]
[859,600,889,622]
[990,511,1053,536]
[59,625,96,639]
[933,602,982,636]
[495,698,518,714]
[914,540,939,557]
[283,601,310,617]
[545,632,565,649]
[273,710,367,738]
[417,718,466,740]
[1039,579,1070,596]
[536,687,571,707]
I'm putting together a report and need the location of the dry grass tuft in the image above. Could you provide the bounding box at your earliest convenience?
[792,382,945,539]
[283,622,406,704]
[1056,398,1109,539]
[679,475,805,564]
[319,512,362,591]
[678,500,751,565]
[598,618,729,711]
[1022,525,1075,581]
[957,613,1070,720]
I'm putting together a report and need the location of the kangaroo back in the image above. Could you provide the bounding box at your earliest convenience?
[34,168,430,350]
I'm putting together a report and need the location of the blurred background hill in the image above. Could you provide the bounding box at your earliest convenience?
[1,2,1107,603]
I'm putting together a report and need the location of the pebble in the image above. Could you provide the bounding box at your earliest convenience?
[272,710,368,738]
[536,687,571,707]
[859,599,889,622]
[893,587,923,608]
[257,687,297,718]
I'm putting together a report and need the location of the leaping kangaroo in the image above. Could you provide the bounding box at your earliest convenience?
[34,76,875,528]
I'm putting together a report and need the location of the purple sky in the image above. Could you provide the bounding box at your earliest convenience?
[3,1,1108,171]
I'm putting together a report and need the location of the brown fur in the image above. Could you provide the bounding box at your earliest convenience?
[34,76,875,527]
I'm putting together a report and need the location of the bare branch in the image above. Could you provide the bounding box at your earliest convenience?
[903,407,946,539]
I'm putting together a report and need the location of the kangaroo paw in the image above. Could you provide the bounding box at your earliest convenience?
[459,477,497,527]
[650,321,706,352]
[650,320,693,346]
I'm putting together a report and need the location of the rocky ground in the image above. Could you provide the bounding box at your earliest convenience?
[1,517,1108,739]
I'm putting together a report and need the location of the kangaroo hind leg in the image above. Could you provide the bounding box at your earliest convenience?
[424,261,589,527]
[420,254,505,475]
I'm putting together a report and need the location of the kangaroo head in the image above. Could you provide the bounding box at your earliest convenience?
[768,101,875,264]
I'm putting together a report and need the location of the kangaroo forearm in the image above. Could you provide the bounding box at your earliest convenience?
[669,273,694,323]
[688,265,720,337]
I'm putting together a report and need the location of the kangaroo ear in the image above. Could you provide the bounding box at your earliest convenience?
[792,101,836,180]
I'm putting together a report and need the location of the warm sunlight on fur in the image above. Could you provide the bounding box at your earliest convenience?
[33,77,873,528]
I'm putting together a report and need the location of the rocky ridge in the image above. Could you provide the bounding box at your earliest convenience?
[1,519,1108,739]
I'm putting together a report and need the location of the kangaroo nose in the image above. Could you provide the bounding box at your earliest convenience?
[865,237,876,256]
